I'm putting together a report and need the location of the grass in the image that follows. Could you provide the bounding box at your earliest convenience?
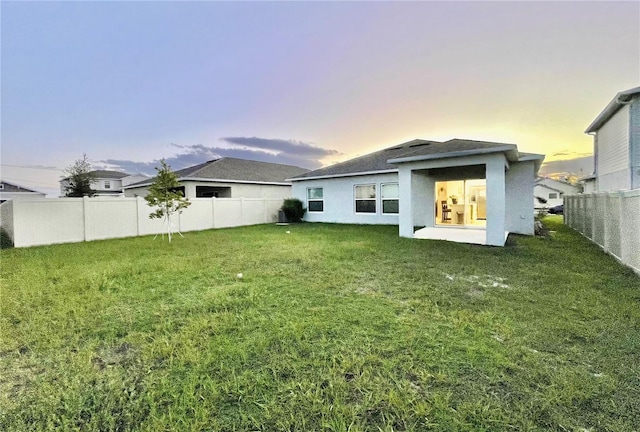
[1,216,639,431]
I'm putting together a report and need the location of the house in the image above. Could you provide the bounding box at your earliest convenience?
[534,177,581,208]
[59,170,147,197]
[290,139,544,246]
[123,157,309,199]
[0,180,46,202]
[585,86,640,191]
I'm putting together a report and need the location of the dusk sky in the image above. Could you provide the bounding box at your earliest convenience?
[2,1,639,196]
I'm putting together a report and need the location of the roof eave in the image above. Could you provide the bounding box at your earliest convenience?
[387,145,517,165]
[288,169,398,182]
[585,86,640,133]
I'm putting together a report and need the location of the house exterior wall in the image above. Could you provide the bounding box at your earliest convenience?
[534,184,565,207]
[125,181,292,200]
[291,172,400,225]
[596,104,630,191]
[630,97,640,190]
[506,161,535,235]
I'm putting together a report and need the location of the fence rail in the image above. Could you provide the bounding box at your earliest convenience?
[0,197,284,248]
[565,190,640,275]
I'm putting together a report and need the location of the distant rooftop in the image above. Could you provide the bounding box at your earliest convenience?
[125,157,309,188]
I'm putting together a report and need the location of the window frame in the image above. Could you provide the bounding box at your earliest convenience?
[381,182,399,214]
[354,183,377,214]
[307,187,324,213]
[104,180,111,189]
[548,192,558,199]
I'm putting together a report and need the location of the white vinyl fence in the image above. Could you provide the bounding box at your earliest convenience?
[0,197,285,248]
[565,190,640,274]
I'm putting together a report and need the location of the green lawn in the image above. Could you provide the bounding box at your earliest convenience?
[1,217,639,431]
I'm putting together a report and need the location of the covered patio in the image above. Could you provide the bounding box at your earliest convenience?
[413,226,508,246]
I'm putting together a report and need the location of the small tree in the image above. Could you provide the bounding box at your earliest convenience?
[63,153,96,197]
[144,159,191,242]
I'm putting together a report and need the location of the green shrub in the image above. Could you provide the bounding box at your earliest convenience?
[0,227,13,249]
[281,198,306,223]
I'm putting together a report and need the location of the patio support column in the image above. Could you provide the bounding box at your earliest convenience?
[486,156,507,246]
[398,167,414,238]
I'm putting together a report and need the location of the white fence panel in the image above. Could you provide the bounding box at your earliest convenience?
[213,199,244,229]
[179,199,214,233]
[565,190,640,275]
[85,198,138,241]
[0,196,286,248]
[15,199,84,247]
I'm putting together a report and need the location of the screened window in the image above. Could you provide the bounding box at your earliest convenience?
[549,193,558,199]
[307,187,324,212]
[355,184,376,213]
[381,183,399,214]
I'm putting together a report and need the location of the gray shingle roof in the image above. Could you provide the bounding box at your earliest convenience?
[0,180,43,193]
[91,170,129,179]
[291,139,518,179]
[127,158,309,187]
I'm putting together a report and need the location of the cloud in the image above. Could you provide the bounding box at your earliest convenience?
[539,155,594,177]
[220,137,339,158]
[100,137,339,174]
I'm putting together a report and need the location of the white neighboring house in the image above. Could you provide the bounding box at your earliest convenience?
[59,170,149,197]
[534,177,581,208]
[0,180,46,202]
[123,157,309,199]
[585,86,640,192]
[289,138,544,247]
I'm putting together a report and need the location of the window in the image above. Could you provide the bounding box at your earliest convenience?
[307,187,324,212]
[381,183,399,214]
[104,180,111,189]
[549,193,558,199]
[0,184,4,190]
[355,184,376,213]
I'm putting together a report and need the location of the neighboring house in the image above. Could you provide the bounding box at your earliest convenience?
[0,180,46,202]
[59,170,146,197]
[585,86,640,192]
[123,157,309,199]
[534,177,581,208]
[290,138,544,247]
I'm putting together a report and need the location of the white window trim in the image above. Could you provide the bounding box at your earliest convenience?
[381,182,399,214]
[354,184,377,214]
[307,187,324,213]
[104,180,111,189]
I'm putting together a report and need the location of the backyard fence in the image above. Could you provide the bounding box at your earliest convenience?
[0,197,285,248]
[565,190,640,274]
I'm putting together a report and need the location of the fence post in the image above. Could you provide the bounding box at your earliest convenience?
[240,197,244,225]
[212,197,216,229]
[83,196,89,241]
[136,196,141,236]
